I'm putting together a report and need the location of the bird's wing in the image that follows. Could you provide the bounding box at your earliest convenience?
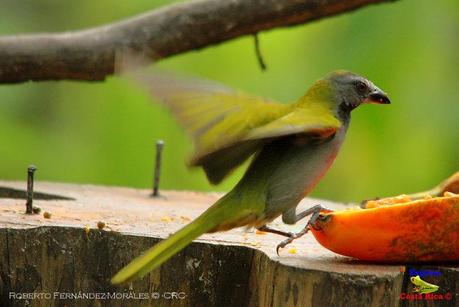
[136,71,341,184]
[243,104,341,141]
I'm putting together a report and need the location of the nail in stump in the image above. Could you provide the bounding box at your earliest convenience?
[26,165,37,214]
[152,140,164,197]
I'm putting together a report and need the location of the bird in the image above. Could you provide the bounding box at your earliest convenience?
[111,70,390,284]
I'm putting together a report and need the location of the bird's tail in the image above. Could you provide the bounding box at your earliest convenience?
[111,194,245,284]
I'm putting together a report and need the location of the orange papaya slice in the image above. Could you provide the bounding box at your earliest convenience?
[310,194,459,262]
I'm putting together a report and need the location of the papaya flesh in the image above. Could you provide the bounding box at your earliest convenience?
[310,194,459,262]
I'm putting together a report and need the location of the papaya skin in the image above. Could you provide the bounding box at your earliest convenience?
[310,195,459,262]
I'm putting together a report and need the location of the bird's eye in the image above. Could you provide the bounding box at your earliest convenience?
[356,81,367,92]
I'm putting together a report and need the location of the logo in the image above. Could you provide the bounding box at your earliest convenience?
[399,269,453,302]
[410,275,438,294]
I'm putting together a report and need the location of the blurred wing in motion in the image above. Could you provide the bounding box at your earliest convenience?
[134,71,341,184]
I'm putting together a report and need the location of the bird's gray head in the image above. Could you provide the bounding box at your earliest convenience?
[326,70,390,114]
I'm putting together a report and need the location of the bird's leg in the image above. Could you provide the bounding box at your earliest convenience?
[282,204,333,224]
[256,225,293,237]
[276,205,333,255]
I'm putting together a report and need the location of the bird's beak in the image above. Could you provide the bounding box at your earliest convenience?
[365,89,390,104]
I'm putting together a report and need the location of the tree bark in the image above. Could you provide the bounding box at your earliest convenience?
[0,0,396,84]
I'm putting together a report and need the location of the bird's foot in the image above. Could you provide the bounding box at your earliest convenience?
[276,227,311,255]
[256,225,293,238]
[276,205,328,255]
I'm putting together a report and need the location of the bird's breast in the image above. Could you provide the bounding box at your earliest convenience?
[264,126,348,213]
[297,127,347,195]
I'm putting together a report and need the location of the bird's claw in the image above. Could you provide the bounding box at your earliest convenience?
[275,204,330,255]
[276,234,299,255]
[276,226,311,255]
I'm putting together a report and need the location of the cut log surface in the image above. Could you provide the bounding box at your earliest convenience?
[0,181,457,307]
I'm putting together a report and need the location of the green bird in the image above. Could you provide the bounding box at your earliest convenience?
[112,70,390,284]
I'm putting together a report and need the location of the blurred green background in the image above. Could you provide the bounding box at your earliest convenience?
[0,0,458,202]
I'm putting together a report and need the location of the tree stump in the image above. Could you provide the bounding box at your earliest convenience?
[0,181,457,306]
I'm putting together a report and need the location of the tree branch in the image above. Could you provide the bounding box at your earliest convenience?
[0,0,396,84]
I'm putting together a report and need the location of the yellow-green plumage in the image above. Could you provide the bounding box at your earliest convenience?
[111,70,389,284]
[135,73,341,184]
